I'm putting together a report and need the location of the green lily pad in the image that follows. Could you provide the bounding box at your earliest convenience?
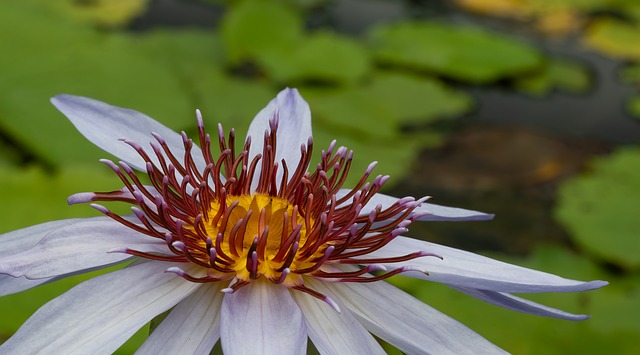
[0,165,131,233]
[368,21,542,83]
[626,97,640,119]
[49,0,150,28]
[310,124,425,189]
[516,58,591,96]
[619,64,640,84]
[302,72,471,140]
[584,18,640,60]
[0,2,203,167]
[260,31,371,84]
[220,0,303,65]
[365,72,473,124]
[555,147,640,270]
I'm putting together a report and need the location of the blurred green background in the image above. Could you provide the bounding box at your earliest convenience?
[1,0,639,353]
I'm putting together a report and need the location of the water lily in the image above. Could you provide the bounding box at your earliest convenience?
[0,88,606,354]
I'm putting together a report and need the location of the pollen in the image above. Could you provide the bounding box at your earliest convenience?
[77,110,436,305]
[192,193,318,287]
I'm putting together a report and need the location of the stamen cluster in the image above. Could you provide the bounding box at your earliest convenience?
[83,113,435,303]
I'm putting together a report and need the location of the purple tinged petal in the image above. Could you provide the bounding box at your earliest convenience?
[50,95,205,172]
[338,190,494,221]
[245,88,312,189]
[291,285,386,355]
[369,237,608,293]
[220,279,307,355]
[0,261,201,354]
[137,282,225,354]
[308,278,506,354]
[0,218,87,257]
[0,275,53,297]
[451,286,591,321]
[0,217,168,279]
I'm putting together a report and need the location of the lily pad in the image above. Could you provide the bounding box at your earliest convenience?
[626,97,640,119]
[516,58,591,96]
[365,72,473,124]
[260,31,371,84]
[555,147,640,270]
[310,124,425,189]
[220,0,303,65]
[368,21,542,83]
[619,64,640,84]
[0,165,130,233]
[50,0,150,28]
[302,72,471,140]
[584,18,640,60]
[0,2,202,167]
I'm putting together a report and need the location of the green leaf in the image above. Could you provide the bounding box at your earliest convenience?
[620,64,640,84]
[626,97,640,119]
[365,72,472,124]
[220,0,303,65]
[260,31,371,84]
[309,122,426,188]
[368,21,542,83]
[584,18,640,60]
[0,2,200,167]
[301,72,470,140]
[555,147,640,270]
[0,165,129,233]
[516,58,591,96]
[50,0,151,28]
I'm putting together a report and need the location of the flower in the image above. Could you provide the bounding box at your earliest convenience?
[0,88,606,354]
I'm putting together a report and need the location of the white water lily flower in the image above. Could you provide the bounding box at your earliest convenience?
[0,88,606,354]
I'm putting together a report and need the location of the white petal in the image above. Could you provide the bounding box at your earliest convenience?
[338,191,494,221]
[0,218,87,257]
[137,282,225,355]
[369,237,608,293]
[451,286,590,321]
[221,279,307,355]
[291,284,385,355]
[309,279,505,354]
[0,261,200,354]
[51,95,205,172]
[246,88,312,189]
[0,274,53,296]
[0,218,167,279]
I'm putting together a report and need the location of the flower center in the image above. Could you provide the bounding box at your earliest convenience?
[73,112,437,305]
[190,193,320,287]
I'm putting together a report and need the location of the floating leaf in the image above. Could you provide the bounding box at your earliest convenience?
[50,0,150,28]
[619,64,640,84]
[368,21,542,83]
[310,124,424,188]
[626,97,640,119]
[302,72,471,139]
[0,2,203,166]
[0,165,131,233]
[584,18,640,60]
[365,72,473,124]
[555,147,640,270]
[516,58,591,96]
[260,31,371,84]
[220,0,303,65]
